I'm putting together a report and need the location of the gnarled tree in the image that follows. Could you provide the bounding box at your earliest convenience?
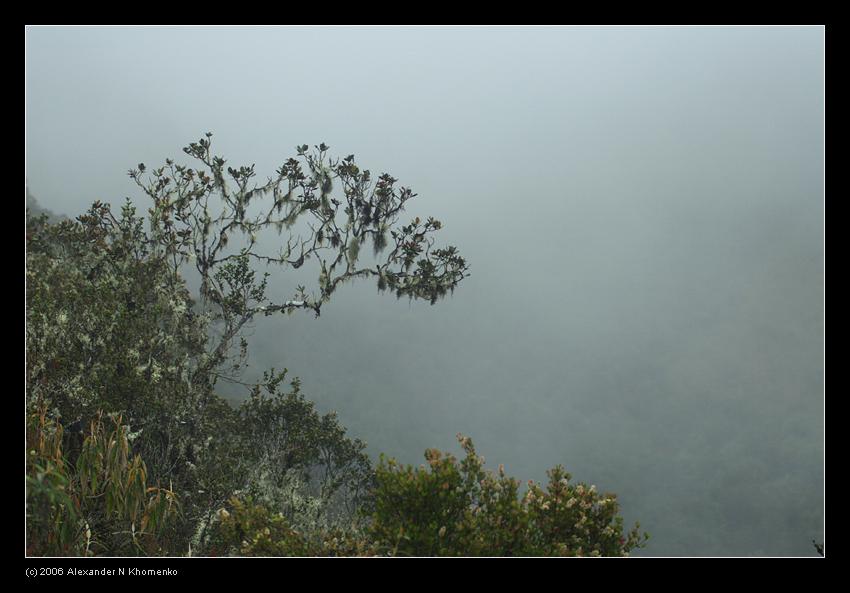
[128,134,469,390]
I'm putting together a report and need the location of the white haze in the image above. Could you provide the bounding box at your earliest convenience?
[26,26,824,556]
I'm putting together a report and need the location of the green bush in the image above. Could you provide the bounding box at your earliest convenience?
[368,435,648,556]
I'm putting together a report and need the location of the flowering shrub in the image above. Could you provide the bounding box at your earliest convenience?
[206,497,315,556]
[206,497,377,557]
[368,435,648,556]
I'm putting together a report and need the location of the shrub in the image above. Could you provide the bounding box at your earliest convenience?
[368,435,648,556]
[206,496,376,557]
[206,497,315,557]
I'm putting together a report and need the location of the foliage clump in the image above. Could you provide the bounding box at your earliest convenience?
[367,435,648,556]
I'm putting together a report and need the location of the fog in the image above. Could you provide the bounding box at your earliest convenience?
[26,26,824,556]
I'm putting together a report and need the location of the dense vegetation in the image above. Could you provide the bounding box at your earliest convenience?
[25,136,647,556]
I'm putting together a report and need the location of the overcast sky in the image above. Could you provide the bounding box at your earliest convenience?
[26,26,824,556]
